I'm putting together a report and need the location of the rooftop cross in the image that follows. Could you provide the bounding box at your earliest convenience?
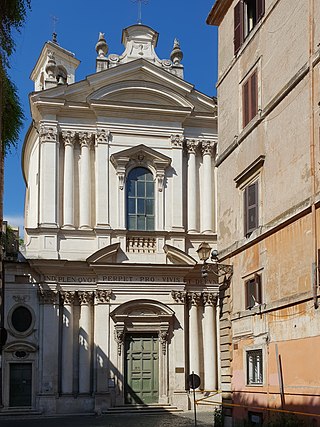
[132,0,149,25]
[51,15,59,43]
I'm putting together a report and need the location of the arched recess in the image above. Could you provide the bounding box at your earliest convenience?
[110,299,175,404]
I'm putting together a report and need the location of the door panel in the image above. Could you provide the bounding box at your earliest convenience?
[125,334,159,404]
[9,363,32,407]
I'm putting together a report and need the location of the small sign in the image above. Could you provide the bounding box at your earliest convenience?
[188,373,200,390]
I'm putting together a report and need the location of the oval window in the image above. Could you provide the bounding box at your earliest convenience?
[11,306,32,333]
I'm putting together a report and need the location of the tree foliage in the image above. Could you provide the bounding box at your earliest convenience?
[0,0,31,63]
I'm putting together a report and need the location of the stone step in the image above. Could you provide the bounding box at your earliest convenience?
[103,404,183,414]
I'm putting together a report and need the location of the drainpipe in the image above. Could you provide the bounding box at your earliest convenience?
[309,0,318,309]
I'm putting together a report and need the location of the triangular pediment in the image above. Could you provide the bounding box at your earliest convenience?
[30,58,216,115]
[111,144,171,171]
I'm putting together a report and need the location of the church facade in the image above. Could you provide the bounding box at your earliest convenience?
[2,25,219,414]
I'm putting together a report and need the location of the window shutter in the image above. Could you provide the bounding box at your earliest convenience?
[244,180,258,236]
[257,0,265,21]
[234,1,244,55]
[254,273,262,304]
[243,79,250,127]
[250,70,258,121]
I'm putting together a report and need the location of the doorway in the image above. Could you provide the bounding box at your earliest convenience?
[124,334,159,404]
[9,363,32,407]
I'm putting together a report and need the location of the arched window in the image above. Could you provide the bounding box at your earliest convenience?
[127,167,155,231]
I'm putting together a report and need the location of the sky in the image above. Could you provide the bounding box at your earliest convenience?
[5,0,218,233]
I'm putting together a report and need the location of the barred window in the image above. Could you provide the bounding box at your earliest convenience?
[247,349,263,385]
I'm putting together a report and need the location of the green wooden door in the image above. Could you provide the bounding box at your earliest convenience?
[9,363,32,407]
[125,334,159,404]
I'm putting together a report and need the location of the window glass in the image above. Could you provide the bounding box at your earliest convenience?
[247,349,263,384]
[127,167,155,231]
[11,306,32,333]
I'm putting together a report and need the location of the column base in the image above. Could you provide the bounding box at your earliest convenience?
[79,225,93,231]
[61,225,75,230]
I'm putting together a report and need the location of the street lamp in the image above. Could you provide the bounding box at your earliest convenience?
[196,242,233,282]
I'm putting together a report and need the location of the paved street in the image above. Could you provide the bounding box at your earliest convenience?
[0,411,214,427]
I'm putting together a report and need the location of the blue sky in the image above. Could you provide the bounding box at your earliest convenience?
[5,0,218,232]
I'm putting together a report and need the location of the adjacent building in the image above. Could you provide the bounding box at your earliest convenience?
[2,24,220,414]
[208,0,320,425]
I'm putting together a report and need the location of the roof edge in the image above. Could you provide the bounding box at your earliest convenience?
[207,0,233,26]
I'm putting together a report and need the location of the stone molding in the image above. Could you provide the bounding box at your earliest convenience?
[159,330,168,355]
[114,328,124,356]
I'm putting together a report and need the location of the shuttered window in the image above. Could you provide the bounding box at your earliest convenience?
[234,1,244,55]
[234,0,265,55]
[245,273,262,309]
[243,69,258,128]
[244,179,258,236]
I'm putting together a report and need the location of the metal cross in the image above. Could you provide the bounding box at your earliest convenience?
[131,0,149,25]
[51,15,59,43]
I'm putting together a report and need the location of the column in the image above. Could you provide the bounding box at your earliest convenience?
[39,123,58,227]
[186,139,199,233]
[61,291,75,394]
[62,131,76,228]
[188,292,202,379]
[79,132,93,229]
[201,140,214,234]
[159,328,169,404]
[94,290,112,393]
[170,134,184,231]
[95,129,110,227]
[38,290,59,394]
[78,292,94,394]
[203,292,218,391]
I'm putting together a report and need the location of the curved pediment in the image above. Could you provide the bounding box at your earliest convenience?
[164,244,197,265]
[87,242,120,264]
[88,80,194,109]
[111,299,174,319]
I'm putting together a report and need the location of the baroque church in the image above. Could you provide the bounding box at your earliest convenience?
[3,23,218,414]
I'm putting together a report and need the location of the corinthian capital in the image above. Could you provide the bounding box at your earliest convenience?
[61,130,76,147]
[60,291,75,305]
[40,125,58,142]
[78,291,94,305]
[171,290,186,303]
[95,290,112,303]
[203,292,218,306]
[38,289,59,304]
[171,134,184,148]
[187,292,202,306]
[96,128,110,144]
[201,140,215,157]
[186,139,199,154]
[78,131,93,148]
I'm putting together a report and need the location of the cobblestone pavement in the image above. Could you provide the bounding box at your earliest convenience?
[0,411,214,427]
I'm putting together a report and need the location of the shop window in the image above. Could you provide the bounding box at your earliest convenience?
[242,69,258,128]
[245,273,262,309]
[127,167,155,231]
[244,179,259,236]
[247,349,263,385]
[234,0,265,54]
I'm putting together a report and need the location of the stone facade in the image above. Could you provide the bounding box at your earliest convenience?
[2,24,220,415]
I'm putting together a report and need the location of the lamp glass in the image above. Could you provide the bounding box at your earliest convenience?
[197,242,211,262]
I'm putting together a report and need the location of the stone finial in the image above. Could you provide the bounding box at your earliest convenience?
[45,51,57,79]
[95,32,108,58]
[170,38,183,65]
